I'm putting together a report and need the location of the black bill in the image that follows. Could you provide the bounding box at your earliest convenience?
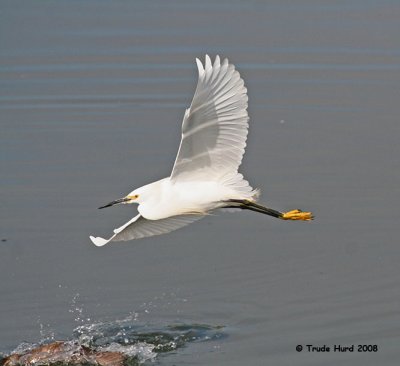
[98,197,130,209]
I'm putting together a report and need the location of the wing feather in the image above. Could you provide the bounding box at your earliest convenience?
[171,55,249,181]
[90,214,202,246]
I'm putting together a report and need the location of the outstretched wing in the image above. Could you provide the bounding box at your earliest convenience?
[170,55,249,181]
[90,214,202,246]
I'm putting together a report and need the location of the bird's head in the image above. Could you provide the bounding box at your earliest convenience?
[98,189,142,209]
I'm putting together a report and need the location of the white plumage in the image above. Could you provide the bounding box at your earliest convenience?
[90,55,312,246]
[171,55,249,183]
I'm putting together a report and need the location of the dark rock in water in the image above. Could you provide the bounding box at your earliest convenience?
[1,353,21,366]
[0,322,225,366]
[92,351,126,366]
[1,341,128,366]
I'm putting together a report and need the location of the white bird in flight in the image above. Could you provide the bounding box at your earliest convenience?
[90,55,313,246]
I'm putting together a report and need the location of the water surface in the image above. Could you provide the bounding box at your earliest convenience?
[1,1,400,365]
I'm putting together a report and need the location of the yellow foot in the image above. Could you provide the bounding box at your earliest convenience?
[281,209,314,221]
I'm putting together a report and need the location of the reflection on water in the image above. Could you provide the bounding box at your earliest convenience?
[0,317,225,366]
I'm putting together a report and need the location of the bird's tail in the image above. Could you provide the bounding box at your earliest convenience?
[219,172,259,201]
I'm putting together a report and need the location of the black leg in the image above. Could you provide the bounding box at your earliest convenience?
[224,199,283,219]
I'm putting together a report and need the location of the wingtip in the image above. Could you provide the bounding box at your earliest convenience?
[197,54,223,75]
[214,55,221,68]
[205,54,212,71]
[195,58,204,76]
[90,235,108,247]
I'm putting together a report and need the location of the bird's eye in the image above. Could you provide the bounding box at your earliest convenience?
[134,194,139,199]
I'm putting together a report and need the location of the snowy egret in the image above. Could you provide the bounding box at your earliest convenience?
[90,55,313,246]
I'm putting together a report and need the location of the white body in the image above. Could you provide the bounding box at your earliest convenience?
[137,176,253,220]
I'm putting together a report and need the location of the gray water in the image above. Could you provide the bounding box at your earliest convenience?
[1,0,400,364]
